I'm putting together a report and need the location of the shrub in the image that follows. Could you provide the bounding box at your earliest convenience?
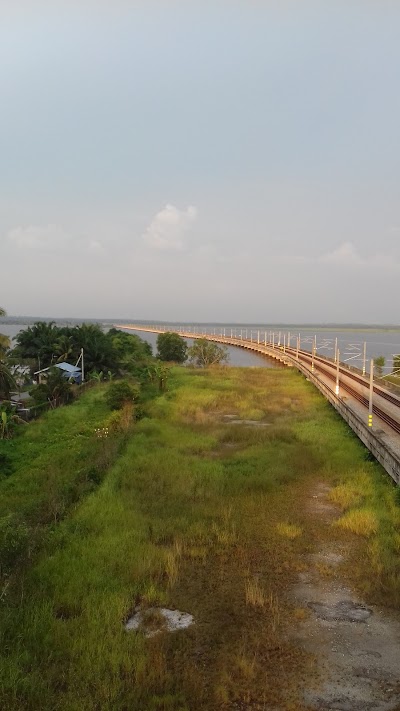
[105,381,138,410]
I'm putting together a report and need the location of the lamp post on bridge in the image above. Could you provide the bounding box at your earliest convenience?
[368,360,374,428]
[362,342,367,377]
[283,333,286,353]
[296,337,299,360]
[335,350,340,396]
[257,330,260,345]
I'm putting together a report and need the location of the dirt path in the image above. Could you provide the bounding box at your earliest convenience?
[292,483,400,711]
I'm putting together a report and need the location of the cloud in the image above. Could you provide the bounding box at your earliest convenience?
[142,204,198,250]
[319,241,399,270]
[6,224,108,258]
[319,241,361,265]
[6,224,68,251]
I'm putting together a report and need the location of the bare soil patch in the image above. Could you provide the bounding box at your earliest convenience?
[292,483,400,711]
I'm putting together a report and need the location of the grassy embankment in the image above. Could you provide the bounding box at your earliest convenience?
[0,367,399,710]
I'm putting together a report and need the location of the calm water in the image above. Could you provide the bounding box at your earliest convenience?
[121,329,278,368]
[0,322,277,368]
[2,320,400,372]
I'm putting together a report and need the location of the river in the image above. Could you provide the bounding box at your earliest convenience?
[1,319,400,373]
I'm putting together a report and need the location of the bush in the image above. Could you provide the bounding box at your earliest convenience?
[187,339,228,367]
[105,381,138,410]
[157,332,188,363]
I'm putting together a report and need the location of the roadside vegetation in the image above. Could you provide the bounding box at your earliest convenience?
[0,365,399,709]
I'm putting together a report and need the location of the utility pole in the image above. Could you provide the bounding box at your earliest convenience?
[335,349,340,396]
[368,360,374,428]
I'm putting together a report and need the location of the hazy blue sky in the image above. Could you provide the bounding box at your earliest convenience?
[1,1,399,323]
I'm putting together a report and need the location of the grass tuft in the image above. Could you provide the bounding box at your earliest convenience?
[334,508,378,537]
[276,522,302,539]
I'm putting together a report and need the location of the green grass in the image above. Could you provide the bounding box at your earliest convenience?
[0,366,399,709]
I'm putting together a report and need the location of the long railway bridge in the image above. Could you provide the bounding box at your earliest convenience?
[118,324,400,485]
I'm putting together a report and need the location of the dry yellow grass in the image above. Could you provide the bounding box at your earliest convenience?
[328,472,373,510]
[276,522,302,539]
[334,508,378,537]
[245,578,265,607]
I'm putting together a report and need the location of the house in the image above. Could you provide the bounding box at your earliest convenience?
[34,362,82,384]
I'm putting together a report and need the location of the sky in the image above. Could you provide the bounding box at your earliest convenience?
[1,1,400,323]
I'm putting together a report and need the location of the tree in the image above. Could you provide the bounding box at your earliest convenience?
[0,307,16,398]
[30,368,73,408]
[0,405,26,440]
[148,362,171,391]
[157,332,188,363]
[373,356,385,377]
[393,354,400,375]
[0,364,16,400]
[13,321,59,368]
[187,339,228,367]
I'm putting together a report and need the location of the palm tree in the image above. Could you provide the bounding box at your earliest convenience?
[54,333,74,363]
[13,321,59,367]
[0,333,10,358]
[0,308,16,399]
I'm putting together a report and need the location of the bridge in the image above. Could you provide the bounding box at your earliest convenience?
[118,324,400,486]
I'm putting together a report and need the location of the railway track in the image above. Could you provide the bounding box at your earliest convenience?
[214,336,400,437]
[295,352,400,435]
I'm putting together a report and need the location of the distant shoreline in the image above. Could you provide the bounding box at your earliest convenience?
[1,317,400,333]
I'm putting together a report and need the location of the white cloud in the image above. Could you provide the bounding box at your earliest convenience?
[142,203,198,251]
[319,241,361,265]
[319,241,399,270]
[6,224,68,251]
